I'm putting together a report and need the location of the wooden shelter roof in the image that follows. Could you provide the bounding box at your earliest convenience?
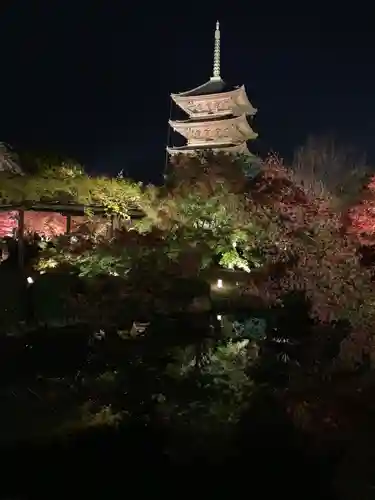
[0,201,144,218]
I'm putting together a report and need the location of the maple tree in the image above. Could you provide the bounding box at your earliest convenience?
[33,152,375,334]
[0,211,17,237]
[37,154,265,273]
[34,153,269,323]
[0,160,152,221]
[240,154,375,330]
[24,211,67,237]
[6,150,375,471]
[159,153,279,272]
[346,175,375,246]
[0,210,69,239]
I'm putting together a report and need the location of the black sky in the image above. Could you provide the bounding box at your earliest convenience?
[1,2,375,182]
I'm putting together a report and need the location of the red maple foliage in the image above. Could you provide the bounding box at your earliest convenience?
[0,210,67,238]
[0,210,108,240]
[248,153,338,233]
[165,153,375,330]
[346,175,375,246]
[24,211,67,237]
[244,154,375,329]
[0,211,17,237]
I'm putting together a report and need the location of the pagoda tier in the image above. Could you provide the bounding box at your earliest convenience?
[169,114,257,146]
[171,84,257,120]
[167,22,258,157]
[167,142,252,156]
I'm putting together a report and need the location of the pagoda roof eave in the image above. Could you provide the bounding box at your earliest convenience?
[172,84,257,116]
[236,85,257,115]
[171,78,228,98]
[168,142,238,149]
[169,113,258,141]
[167,143,252,155]
[169,113,252,129]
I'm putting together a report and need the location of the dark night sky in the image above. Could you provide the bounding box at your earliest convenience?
[1,2,375,182]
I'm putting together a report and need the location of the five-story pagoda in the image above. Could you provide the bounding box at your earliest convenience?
[167,21,258,156]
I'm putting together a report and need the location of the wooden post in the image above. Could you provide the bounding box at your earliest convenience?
[17,209,25,269]
[107,214,115,238]
[66,214,72,234]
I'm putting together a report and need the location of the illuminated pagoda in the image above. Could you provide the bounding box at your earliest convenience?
[167,21,258,156]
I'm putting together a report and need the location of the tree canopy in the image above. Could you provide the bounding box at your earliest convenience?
[0,155,155,220]
[1,148,373,334]
[27,151,374,336]
[2,146,375,494]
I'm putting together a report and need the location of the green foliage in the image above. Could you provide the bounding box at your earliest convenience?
[36,158,86,179]
[35,153,275,280]
[161,337,254,432]
[31,150,375,336]
[231,317,267,341]
[158,153,283,274]
[0,155,153,221]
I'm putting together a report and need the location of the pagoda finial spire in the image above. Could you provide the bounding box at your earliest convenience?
[211,20,221,81]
